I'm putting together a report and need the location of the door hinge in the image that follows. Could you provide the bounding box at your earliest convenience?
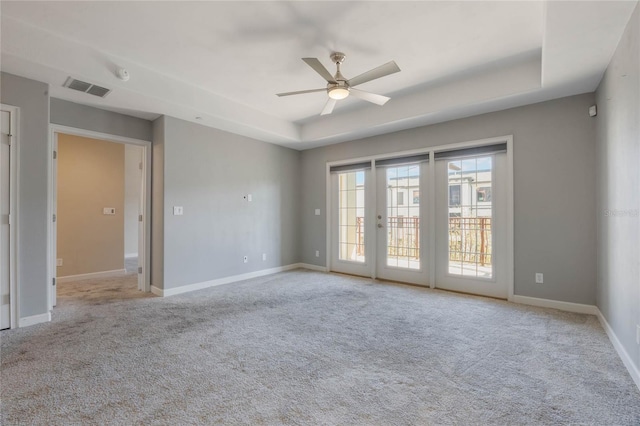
[138,214,143,222]
[53,151,57,160]
[139,162,143,170]
[138,266,142,274]
[52,277,56,287]
[8,214,10,226]
[53,214,57,223]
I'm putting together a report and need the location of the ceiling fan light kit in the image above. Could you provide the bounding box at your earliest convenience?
[328,86,349,100]
[276,51,400,115]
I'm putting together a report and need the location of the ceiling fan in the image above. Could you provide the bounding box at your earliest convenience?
[276,52,401,115]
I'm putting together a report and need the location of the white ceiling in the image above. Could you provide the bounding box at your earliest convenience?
[1,1,637,149]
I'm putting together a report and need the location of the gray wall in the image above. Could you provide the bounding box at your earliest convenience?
[595,4,639,374]
[300,93,597,304]
[50,98,153,142]
[154,116,301,290]
[0,70,604,320]
[0,73,50,318]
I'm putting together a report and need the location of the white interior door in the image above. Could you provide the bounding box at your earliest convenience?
[0,110,11,329]
[435,152,508,299]
[330,167,372,277]
[51,135,58,307]
[375,161,429,286]
[137,149,144,291]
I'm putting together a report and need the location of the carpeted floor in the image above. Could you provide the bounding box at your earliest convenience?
[1,269,639,425]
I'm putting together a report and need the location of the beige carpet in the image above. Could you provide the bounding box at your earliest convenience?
[1,269,639,425]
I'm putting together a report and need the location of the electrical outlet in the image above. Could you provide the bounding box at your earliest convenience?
[315,250,320,257]
[636,325,640,345]
[173,206,183,216]
[535,273,543,284]
[243,256,248,263]
[56,258,63,267]
[262,253,266,261]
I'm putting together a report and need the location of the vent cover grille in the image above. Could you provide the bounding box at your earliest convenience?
[86,85,111,97]
[63,77,111,98]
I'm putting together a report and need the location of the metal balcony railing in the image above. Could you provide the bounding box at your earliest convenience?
[355,216,492,265]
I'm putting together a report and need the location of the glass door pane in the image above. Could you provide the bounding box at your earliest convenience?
[385,165,420,269]
[338,171,366,263]
[447,156,493,278]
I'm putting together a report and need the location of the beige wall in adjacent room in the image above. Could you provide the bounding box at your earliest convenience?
[57,133,125,277]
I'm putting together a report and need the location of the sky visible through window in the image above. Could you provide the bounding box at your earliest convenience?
[387,167,420,180]
[448,157,492,175]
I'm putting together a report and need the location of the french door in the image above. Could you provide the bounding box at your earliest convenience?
[434,150,508,298]
[375,161,429,285]
[329,158,429,286]
[329,141,511,299]
[330,167,373,277]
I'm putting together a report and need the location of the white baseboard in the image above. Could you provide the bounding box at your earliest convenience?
[151,263,311,297]
[57,269,127,283]
[150,285,163,297]
[298,263,327,272]
[125,253,138,259]
[596,308,640,391]
[19,312,51,328]
[512,295,599,315]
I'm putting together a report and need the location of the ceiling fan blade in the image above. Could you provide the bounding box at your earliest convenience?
[320,98,337,115]
[302,58,337,83]
[349,88,390,106]
[347,61,401,87]
[276,88,326,97]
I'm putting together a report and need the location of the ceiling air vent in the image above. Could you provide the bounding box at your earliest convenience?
[63,77,111,98]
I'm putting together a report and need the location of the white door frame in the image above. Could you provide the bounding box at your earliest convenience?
[1,104,20,328]
[326,135,514,301]
[47,125,152,311]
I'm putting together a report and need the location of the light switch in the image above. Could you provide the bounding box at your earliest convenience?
[247,194,252,202]
[173,206,184,216]
[315,209,321,216]
[103,207,116,215]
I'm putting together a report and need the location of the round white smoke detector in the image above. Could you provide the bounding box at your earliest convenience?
[116,67,130,82]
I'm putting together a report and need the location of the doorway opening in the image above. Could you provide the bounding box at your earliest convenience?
[48,126,151,310]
